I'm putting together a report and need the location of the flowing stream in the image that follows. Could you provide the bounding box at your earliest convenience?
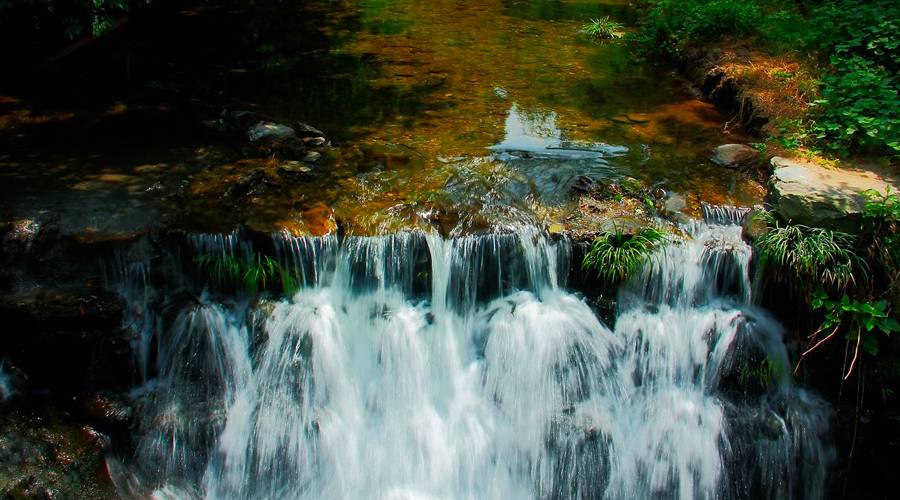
[109,212,834,499]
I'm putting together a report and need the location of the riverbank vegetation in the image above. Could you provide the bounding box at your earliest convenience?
[633,0,900,160]
[756,189,899,389]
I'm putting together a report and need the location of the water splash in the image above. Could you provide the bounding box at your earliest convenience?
[110,221,833,499]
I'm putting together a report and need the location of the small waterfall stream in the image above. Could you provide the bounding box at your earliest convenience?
[109,216,834,499]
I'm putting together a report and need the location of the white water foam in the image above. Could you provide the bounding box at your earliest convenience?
[110,221,833,499]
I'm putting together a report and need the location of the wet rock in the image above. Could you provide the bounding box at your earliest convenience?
[769,157,898,233]
[0,288,131,393]
[204,110,262,133]
[711,144,758,169]
[293,122,326,138]
[278,161,313,178]
[227,169,276,198]
[303,136,327,147]
[571,175,595,194]
[255,136,309,159]
[664,192,687,214]
[243,121,331,161]
[741,206,769,241]
[1,219,40,256]
[247,121,296,143]
[302,151,323,164]
[0,406,115,499]
[82,393,133,428]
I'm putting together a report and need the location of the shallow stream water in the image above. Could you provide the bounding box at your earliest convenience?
[0,0,764,236]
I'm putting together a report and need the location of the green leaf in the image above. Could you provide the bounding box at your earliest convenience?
[861,334,880,356]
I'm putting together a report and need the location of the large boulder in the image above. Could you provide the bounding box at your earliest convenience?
[769,157,898,233]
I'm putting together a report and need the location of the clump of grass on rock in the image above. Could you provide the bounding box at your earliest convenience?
[582,227,666,284]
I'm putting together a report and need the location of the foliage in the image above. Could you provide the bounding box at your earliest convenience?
[808,289,899,378]
[757,200,899,381]
[863,188,900,259]
[0,0,150,39]
[579,17,625,42]
[812,56,900,156]
[195,252,299,297]
[634,0,762,55]
[754,212,865,292]
[582,227,665,284]
[862,188,900,305]
[634,0,900,158]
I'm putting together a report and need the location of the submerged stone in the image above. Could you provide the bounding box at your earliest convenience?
[278,161,313,177]
[711,144,758,169]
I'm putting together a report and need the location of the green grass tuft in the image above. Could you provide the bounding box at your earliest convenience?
[579,17,625,42]
[582,227,665,284]
[754,212,866,292]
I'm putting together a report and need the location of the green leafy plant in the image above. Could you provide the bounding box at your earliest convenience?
[754,212,865,292]
[812,56,900,157]
[0,0,151,39]
[800,289,899,379]
[241,254,278,295]
[579,17,625,42]
[582,227,665,284]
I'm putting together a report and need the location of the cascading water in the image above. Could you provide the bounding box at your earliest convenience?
[109,215,834,499]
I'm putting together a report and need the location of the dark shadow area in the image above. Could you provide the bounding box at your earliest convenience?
[0,0,443,234]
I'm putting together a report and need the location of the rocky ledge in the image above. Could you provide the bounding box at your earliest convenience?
[769,156,898,233]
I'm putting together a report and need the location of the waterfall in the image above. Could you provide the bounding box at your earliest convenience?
[110,219,833,499]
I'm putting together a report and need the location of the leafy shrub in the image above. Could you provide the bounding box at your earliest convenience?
[579,17,625,42]
[812,56,900,156]
[737,357,786,392]
[582,227,665,284]
[636,0,763,55]
[807,289,899,378]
